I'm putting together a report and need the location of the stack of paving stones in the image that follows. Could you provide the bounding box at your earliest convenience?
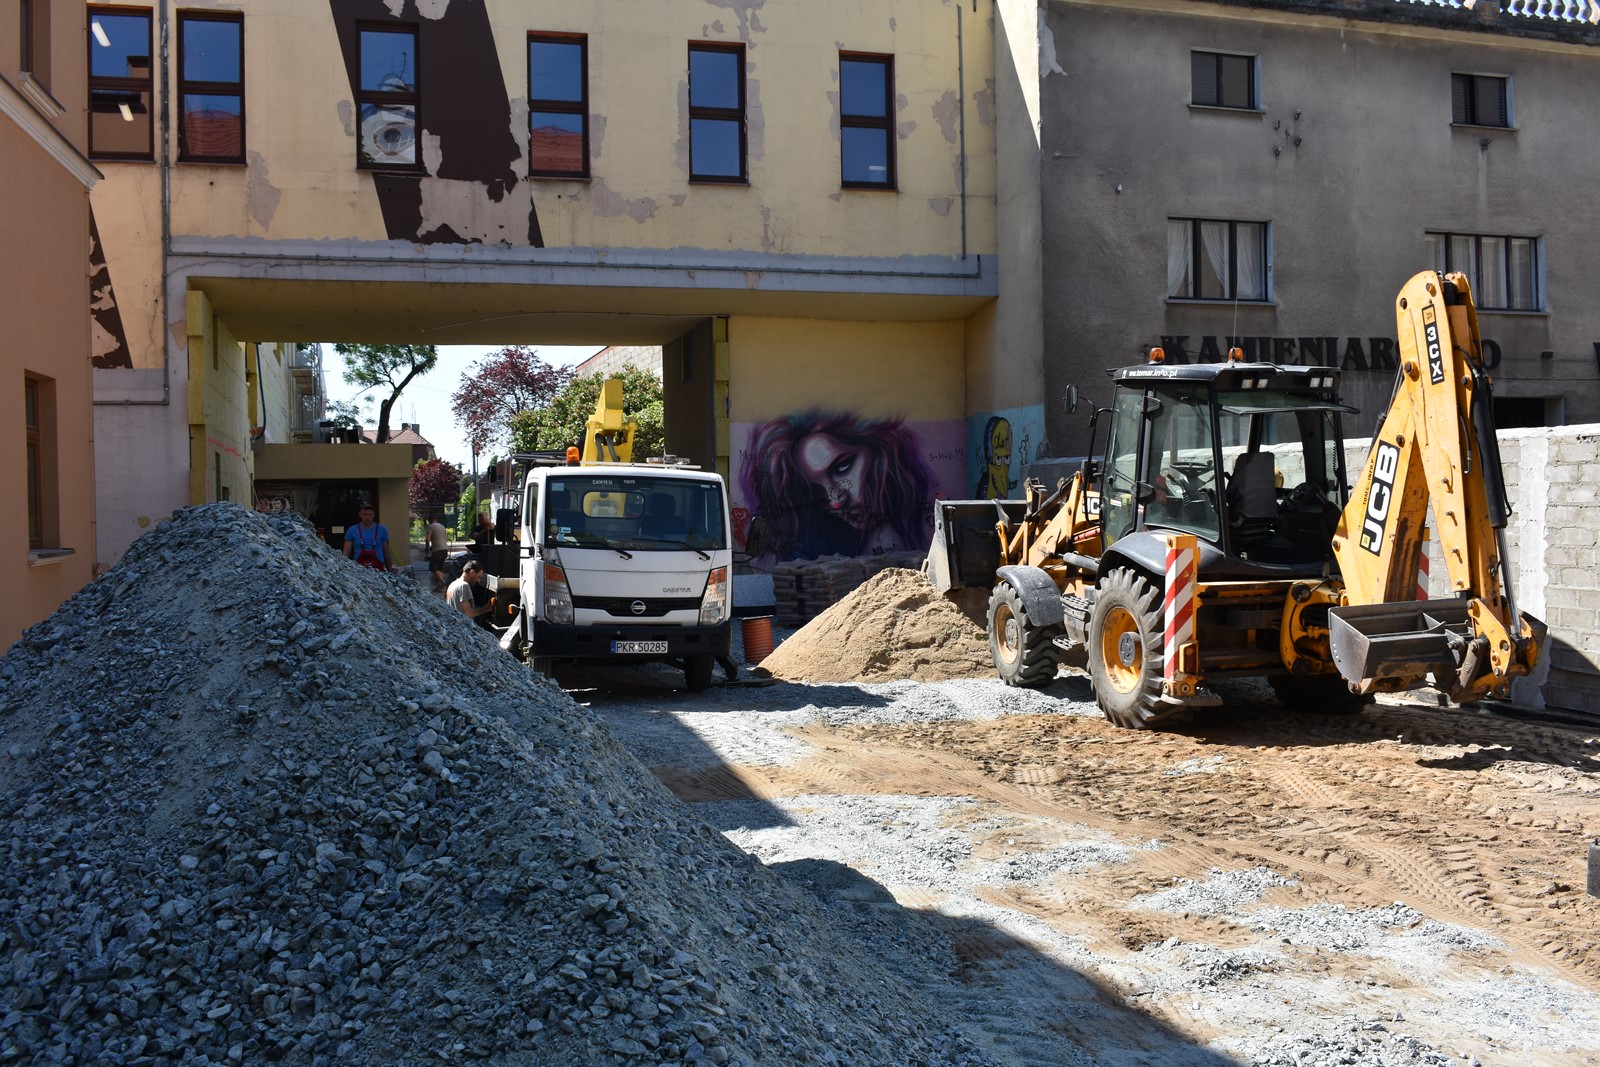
[0,504,996,1067]
[771,553,924,628]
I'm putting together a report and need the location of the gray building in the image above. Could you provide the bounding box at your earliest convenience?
[1006,0,1600,461]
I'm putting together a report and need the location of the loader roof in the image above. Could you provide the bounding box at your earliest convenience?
[1112,361,1342,393]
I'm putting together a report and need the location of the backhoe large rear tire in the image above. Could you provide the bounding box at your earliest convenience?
[987,582,1062,688]
[1268,674,1373,715]
[1087,568,1170,729]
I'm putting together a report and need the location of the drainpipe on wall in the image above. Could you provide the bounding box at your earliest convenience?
[957,1,968,261]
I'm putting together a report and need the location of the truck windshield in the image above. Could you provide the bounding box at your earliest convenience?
[542,474,727,551]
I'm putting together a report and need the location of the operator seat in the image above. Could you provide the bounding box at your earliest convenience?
[1227,452,1278,551]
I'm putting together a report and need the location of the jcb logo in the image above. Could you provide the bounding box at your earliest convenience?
[1360,441,1400,554]
[1424,306,1444,385]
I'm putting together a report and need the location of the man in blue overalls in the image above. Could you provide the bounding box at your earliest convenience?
[343,502,392,571]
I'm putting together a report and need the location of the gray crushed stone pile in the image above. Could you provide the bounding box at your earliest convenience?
[0,503,997,1067]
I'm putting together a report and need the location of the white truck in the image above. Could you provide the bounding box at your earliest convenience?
[495,456,734,691]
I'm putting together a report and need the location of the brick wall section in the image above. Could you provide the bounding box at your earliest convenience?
[1383,426,1600,713]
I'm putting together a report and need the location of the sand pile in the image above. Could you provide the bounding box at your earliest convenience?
[0,504,995,1067]
[759,569,993,684]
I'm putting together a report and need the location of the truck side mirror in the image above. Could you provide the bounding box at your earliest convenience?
[744,515,768,557]
[1063,385,1079,415]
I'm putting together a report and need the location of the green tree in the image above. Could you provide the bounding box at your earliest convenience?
[509,366,665,460]
[334,343,438,444]
[455,483,479,540]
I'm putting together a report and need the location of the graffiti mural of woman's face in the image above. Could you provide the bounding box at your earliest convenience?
[797,432,866,527]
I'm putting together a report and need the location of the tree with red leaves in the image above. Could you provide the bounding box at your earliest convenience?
[449,346,572,456]
[409,457,464,518]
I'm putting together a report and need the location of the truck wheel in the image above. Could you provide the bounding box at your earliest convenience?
[1268,675,1372,714]
[1087,568,1167,729]
[684,655,715,693]
[988,582,1062,688]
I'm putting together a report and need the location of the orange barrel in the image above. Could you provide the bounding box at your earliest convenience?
[741,615,775,665]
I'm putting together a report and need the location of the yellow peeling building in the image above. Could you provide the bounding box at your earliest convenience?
[87,0,1036,570]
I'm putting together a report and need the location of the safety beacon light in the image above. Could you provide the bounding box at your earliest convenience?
[1227,347,1246,362]
[1147,347,1165,364]
[565,446,580,465]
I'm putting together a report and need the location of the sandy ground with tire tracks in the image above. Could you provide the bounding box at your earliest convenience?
[566,658,1600,1067]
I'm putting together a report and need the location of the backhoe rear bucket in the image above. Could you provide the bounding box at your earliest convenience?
[1327,599,1472,689]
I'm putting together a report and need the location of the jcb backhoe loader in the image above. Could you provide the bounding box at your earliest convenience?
[924,271,1545,727]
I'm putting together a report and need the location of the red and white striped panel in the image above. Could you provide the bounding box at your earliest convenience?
[1416,543,1431,602]
[1163,534,1198,681]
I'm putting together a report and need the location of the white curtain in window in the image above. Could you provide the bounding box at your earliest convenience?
[1167,220,1192,297]
[1508,238,1535,310]
[1424,233,1445,274]
[1236,222,1264,300]
[1450,234,1476,295]
[1199,220,1229,299]
[1479,236,1507,308]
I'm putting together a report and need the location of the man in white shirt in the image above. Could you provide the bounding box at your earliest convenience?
[447,559,495,630]
[426,515,450,591]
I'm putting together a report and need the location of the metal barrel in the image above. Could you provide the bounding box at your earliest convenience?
[1327,599,1473,688]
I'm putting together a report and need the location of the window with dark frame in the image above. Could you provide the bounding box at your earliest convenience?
[88,6,154,160]
[1452,73,1509,128]
[25,376,42,550]
[178,11,244,163]
[1191,50,1256,110]
[1425,231,1540,311]
[688,43,746,183]
[356,24,419,169]
[528,33,588,178]
[1167,218,1269,301]
[840,53,894,189]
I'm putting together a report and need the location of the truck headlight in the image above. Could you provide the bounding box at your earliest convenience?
[699,566,728,626]
[543,553,573,625]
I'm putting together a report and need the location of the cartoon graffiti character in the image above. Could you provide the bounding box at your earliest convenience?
[974,416,1014,499]
[739,410,934,563]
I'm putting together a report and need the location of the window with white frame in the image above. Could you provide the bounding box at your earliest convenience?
[1191,50,1256,110]
[1451,73,1509,128]
[1425,232,1540,311]
[1167,218,1268,301]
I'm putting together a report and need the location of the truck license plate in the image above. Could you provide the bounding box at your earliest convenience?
[613,640,668,654]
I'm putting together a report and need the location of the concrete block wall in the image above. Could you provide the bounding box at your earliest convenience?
[1403,426,1600,713]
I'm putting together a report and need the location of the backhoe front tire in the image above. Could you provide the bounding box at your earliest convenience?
[988,582,1062,688]
[1268,674,1373,715]
[1087,568,1170,729]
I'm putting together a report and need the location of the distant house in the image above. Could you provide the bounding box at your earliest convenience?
[361,423,434,467]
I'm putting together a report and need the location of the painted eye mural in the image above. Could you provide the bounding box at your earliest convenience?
[738,411,937,564]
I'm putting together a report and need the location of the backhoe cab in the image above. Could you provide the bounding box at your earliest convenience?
[926,270,1544,727]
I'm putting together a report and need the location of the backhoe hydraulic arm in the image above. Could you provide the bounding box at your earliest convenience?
[1329,271,1544,701]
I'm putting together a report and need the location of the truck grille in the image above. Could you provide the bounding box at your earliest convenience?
[573,596,701,618]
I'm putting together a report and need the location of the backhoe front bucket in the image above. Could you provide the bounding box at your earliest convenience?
[1327,599,1473,691]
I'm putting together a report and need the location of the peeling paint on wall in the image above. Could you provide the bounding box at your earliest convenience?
[897,120,916,140]
[88,212,132,369]
[704,0,767,42]
[1041,9,1068,77]
[928,197,953,217]
[336,100,355,138]
[329,0,542,246]
[933,91,959,144]
[975,79,996,127]
[247,151,281,231]
[746,76,765,162]
[590,179,658,223]
[590,113,607,160]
